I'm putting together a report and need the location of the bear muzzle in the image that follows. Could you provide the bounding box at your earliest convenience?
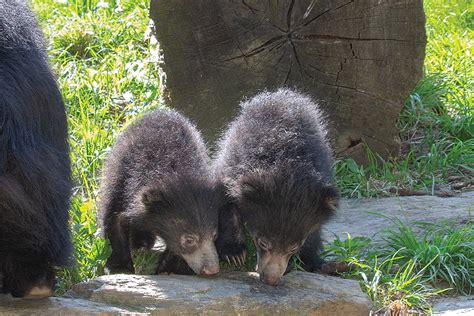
[256,252,290,286]
[182,238,220,276]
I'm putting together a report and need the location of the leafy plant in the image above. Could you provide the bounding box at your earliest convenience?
[358,255,443,314]
[322,233,371,262]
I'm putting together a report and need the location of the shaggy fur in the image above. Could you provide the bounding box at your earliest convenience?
[100,109,221,275]
[214,88,339,284]
[0,0,72,297]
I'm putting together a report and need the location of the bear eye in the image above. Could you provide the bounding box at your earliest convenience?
[257,238,271,251]
[213,231,218,241]
[181,234,198,248]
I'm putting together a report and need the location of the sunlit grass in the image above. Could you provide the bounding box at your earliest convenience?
[323,221,473,313]
[381,220,474,294]
[336,0,473,197]
[32,0,159,292]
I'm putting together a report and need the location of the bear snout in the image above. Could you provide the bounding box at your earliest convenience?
[200,264,220,276]
[182,238,220,276]
[260,272,281,286]
[257,252,289,286]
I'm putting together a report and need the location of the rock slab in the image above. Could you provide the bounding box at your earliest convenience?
[0,296,129,315]
[0,271,370,315]
[324,191,474,241]
[432,296,474,316]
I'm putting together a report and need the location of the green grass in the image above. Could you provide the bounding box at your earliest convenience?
[29,0,473,309]
[32,0,160,292]
[381,220,474,294]
[336,0,473,198]
[323,221,473,313]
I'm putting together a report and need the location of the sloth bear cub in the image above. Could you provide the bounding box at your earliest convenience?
[0,0,72,298]
[100,109,220,276]
[214,88,339,285]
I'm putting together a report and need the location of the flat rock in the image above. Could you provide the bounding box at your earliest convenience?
[0,296,130,315]
[432,296,474,315]
[2,193,471,315]
[0,272,370,315]
[324,191,473,241]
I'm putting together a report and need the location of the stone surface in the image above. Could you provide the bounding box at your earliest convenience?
[324,191,474,241]
[432,296,474,315]
[0,272,370,315]
[2,193,471,315]
[0,296,130,315]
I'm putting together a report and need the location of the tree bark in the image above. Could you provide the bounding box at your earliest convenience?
[149,0,426,163]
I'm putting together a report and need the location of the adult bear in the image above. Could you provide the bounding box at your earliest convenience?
[0,0,72,298]
[214,88,339,286]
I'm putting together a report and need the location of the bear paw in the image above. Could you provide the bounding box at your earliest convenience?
[23,286,53,300]
[156,250,194,275]
[217,241,247,267]
[299,254,325,272]
[105,257,135,275]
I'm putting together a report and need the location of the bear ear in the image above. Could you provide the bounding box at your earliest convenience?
[320,185,339,213]
[237,174,261,198]
[141,187,165,209]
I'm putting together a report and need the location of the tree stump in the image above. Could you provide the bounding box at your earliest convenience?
[149,0,426,163]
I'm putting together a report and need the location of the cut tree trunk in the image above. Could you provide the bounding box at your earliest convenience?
[149,0,426,163]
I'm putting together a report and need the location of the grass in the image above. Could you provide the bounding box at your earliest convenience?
[381,220,474,294]
[336,0,473,198]
[29,0,473,311]
[32,0,160,292]
[323,220,473,313]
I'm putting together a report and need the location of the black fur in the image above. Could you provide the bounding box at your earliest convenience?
[100,109,220,275]
[0,0,72,297]
[214,88,339,275]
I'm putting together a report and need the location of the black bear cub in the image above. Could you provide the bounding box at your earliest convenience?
[100,109,220,276]
[0,0,72,298]
[214,88,339,285]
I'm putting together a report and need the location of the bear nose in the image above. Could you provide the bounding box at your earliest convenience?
[201,265,219,276]
[260,273,281,286]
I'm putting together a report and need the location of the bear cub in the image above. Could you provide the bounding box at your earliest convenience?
[214,88,339,285]
[100,109,220,276]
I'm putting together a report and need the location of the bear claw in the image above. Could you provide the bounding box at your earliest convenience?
[23,286,53,300]
[225,250,247,267]
[217,233,247,267]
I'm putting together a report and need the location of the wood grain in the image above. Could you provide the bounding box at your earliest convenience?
[150,0,426,163]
